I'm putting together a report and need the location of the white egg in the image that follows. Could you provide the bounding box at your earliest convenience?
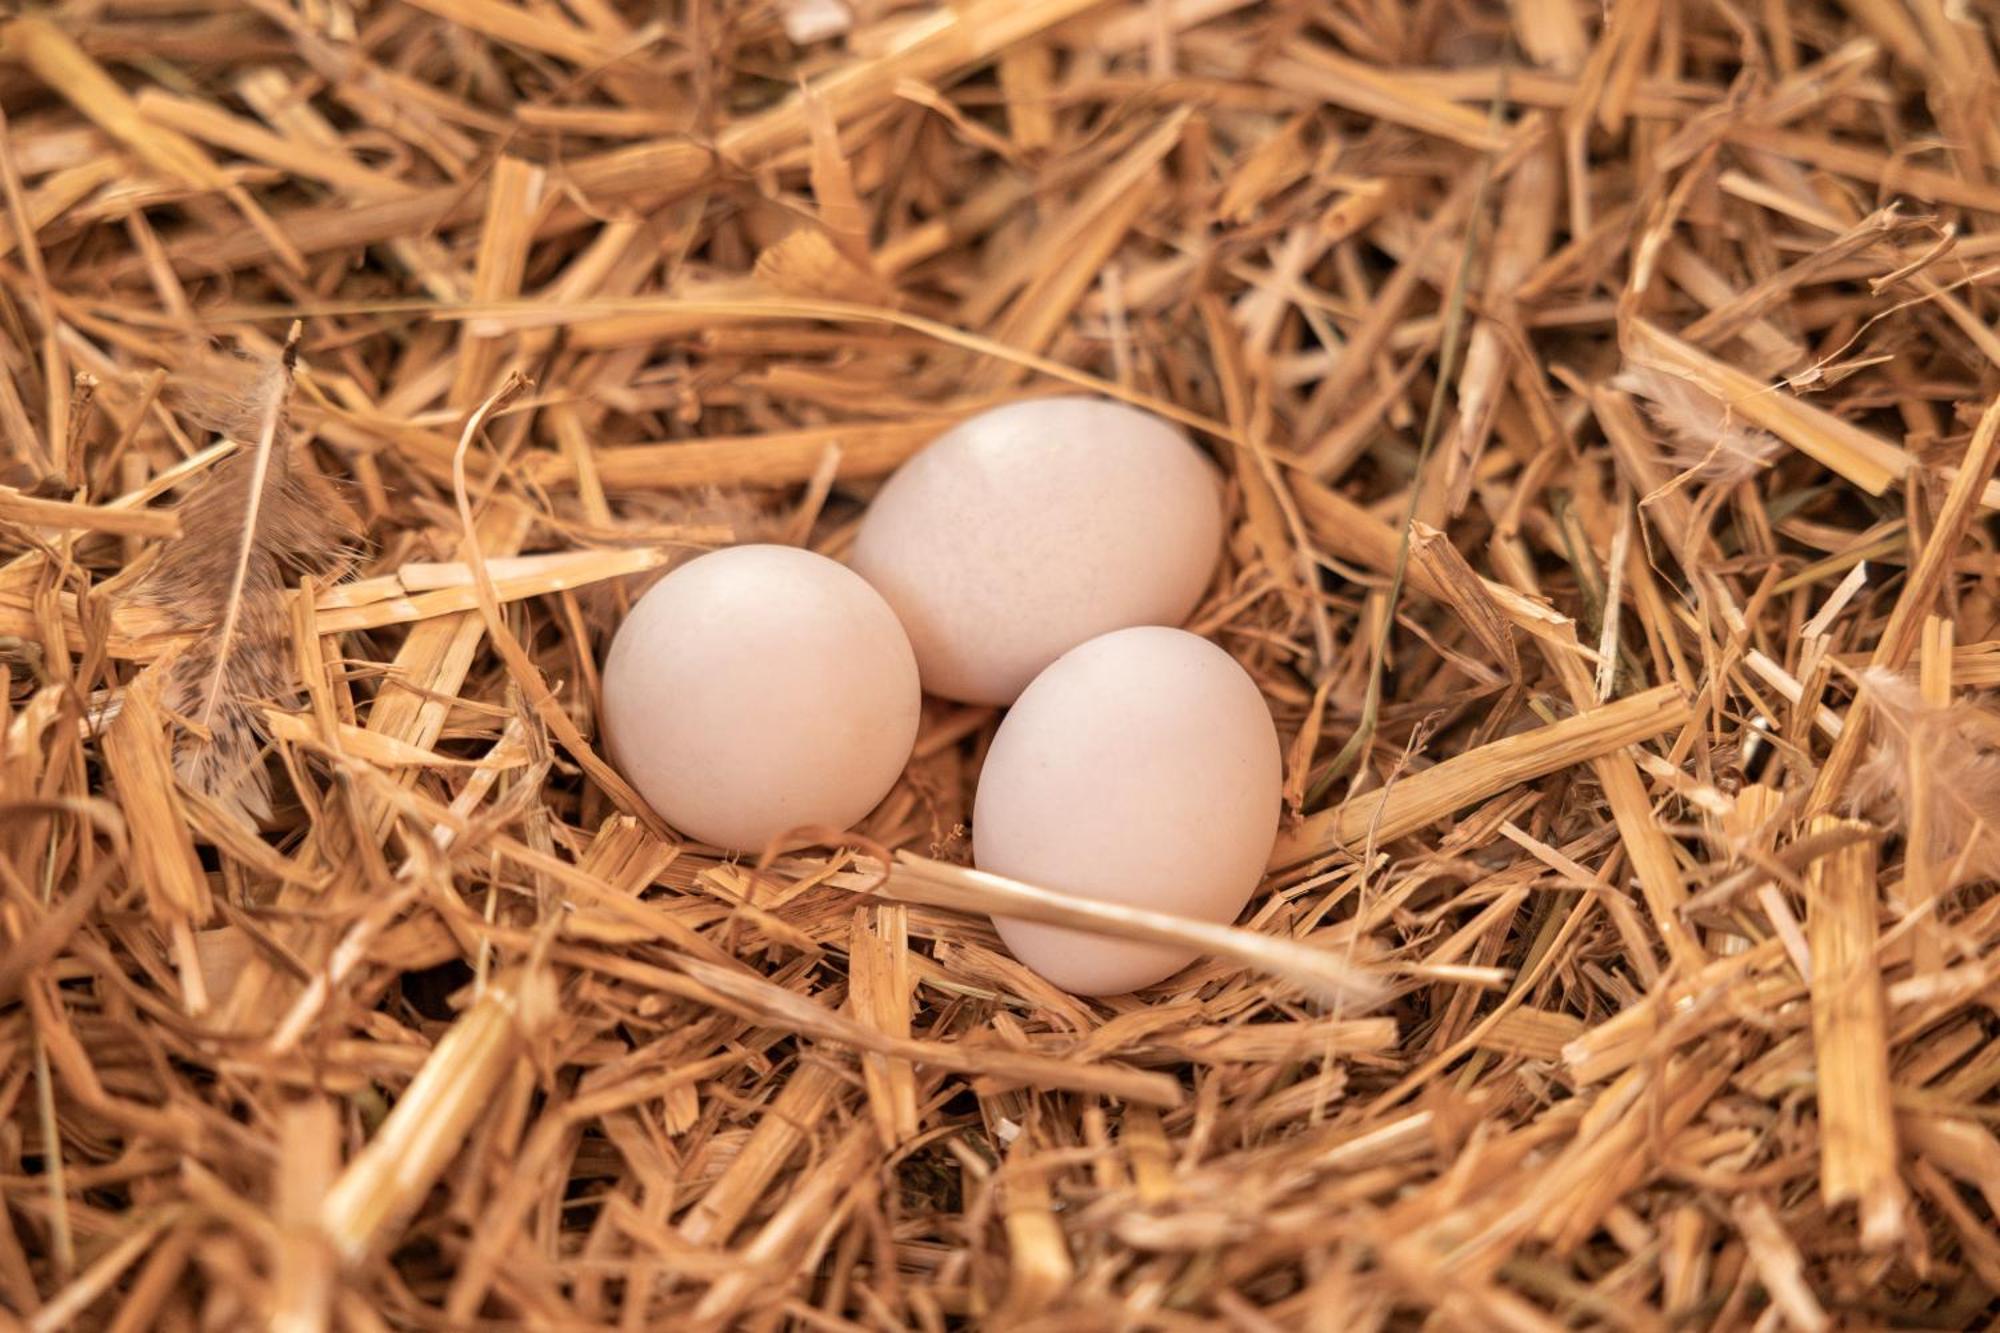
[972,626,1283,994]
[601,545,920,854]
[849,396,1224,705]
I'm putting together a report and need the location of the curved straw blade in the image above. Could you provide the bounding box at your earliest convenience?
[877,851,1386,1009]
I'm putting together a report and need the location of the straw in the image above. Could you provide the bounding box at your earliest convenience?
[7,0,2000,1325]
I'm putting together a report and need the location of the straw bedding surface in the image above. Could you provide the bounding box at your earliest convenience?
[4,0,2000,1327]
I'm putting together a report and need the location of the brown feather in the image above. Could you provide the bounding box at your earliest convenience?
[1613,364,1783,486]
[1848,666,2000,887]
[126,328,357,823]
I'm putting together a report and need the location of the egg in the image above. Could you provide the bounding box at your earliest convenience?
[849,396,1224,705]
[600,544,921,853]
[972,626,1282,994]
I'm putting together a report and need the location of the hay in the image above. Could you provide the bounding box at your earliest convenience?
[4,0,2000,1326]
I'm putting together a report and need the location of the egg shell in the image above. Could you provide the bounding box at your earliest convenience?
[600,544,920,854]
[849,396,1224,705]
[971,626,1283,995]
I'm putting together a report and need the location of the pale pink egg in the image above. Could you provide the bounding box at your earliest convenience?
[601,545,920,853]
[849,397,1224,705]
[972,626,1282,995]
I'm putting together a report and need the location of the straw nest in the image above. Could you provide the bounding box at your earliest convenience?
[5,0,2000,1327]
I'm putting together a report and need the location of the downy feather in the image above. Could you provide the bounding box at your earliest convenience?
[1613,364,1784,486]
[1848,666,2000,886]
[127,331,356,823]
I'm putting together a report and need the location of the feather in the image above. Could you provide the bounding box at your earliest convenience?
[780,0,851,44]
[126,326,357,823]
[1613,364,1783,486]
[1848,666,2000,886]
